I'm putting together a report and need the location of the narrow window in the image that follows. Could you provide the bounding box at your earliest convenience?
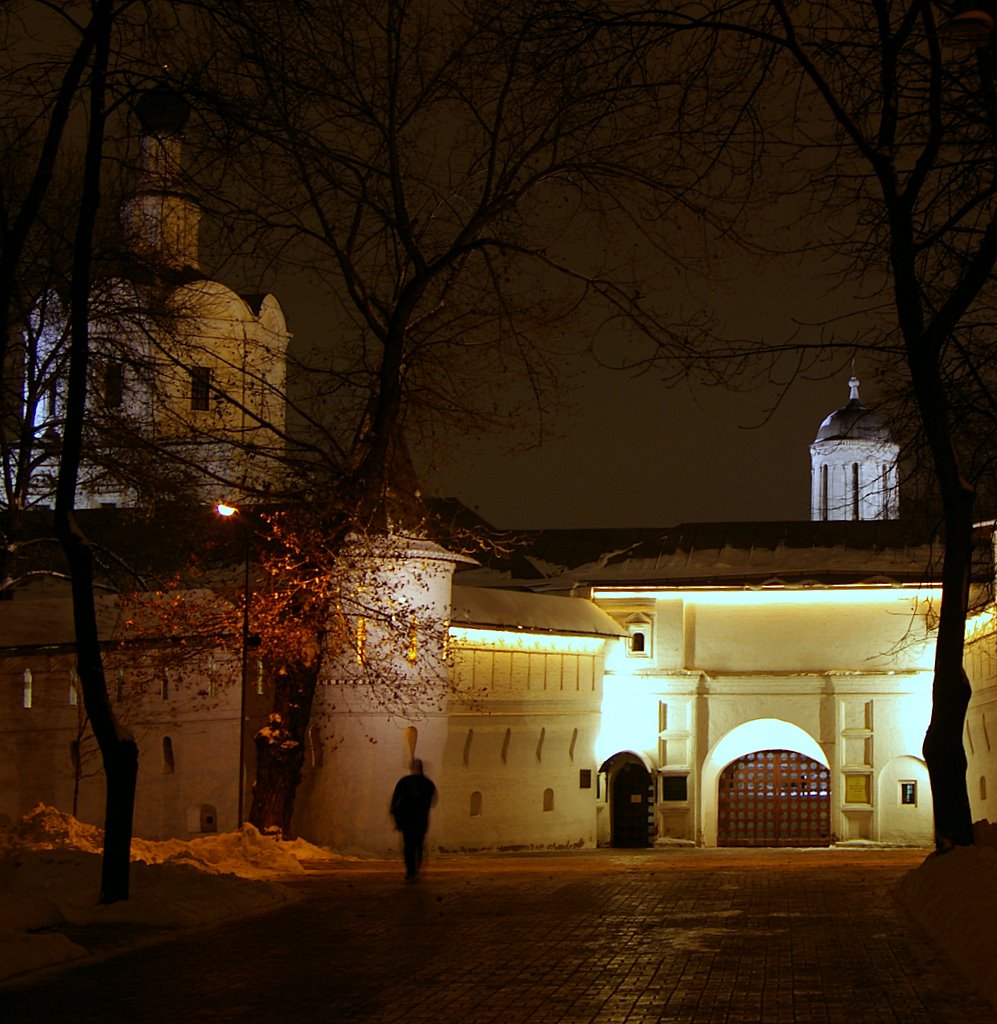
[820,463,829,520]
[355,617,367,664]
[407,615,418,664]
[981,776,988,801]
[851,463,860,520]
[104,361,124,408]
[579,769,592,789]
[22,668,32,709]
[631,631,645,653]
[900,781,917,806]
[542,788,555,812]
[190,366,211,410]
[470,791,483,817]
[163,736,175,774]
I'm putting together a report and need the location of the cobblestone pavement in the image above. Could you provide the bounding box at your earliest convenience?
[3,847,994,1024]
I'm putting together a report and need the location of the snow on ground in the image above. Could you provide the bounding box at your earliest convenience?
[900,819,997,1009]
[3,805,997,1008]
[0,805,345,985]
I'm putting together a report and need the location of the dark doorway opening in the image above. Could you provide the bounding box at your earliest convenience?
[601,753,654,848]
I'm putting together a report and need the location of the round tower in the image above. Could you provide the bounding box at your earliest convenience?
[810,376,899,521]
[121,86,200,271]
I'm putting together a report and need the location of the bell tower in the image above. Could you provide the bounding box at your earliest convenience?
[810,377,899,521]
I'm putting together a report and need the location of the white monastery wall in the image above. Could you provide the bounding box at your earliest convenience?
[965,622,997,825]
[0,641,240,838]
[596,589,937,846]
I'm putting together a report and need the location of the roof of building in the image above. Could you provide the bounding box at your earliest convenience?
[453,519,966,593]
[450,585,626,638]
[814,376,892,443]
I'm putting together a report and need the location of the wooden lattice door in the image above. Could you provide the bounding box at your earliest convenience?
[717,749,831,847]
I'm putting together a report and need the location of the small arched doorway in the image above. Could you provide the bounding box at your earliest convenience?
[717,749,831,847]
[601,752,654,848]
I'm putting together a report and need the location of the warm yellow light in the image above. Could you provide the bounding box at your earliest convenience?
[967,607,996,637]
[593,586,941,606]
[215,503,238,517]
[448,626,604,655]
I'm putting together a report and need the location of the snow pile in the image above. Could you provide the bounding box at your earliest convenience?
[900,819,997,1009]
[0,805,336,986]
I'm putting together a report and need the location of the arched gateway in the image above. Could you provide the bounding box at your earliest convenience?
[717,749,831,847]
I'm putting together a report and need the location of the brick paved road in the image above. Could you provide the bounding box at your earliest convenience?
[2,847,993,1024]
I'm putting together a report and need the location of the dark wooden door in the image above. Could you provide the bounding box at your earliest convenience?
[612,761,654,848]
[718,749,831,847]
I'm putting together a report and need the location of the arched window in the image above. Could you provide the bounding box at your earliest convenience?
[542,788,555,812]
[470,791,483,817]
[625,613,653,659]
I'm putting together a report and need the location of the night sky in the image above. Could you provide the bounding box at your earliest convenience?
[416,250,871,530]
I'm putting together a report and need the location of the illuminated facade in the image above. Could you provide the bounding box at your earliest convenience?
[810,376,899,521]
[16,88,290,511]
[4,300,995,851]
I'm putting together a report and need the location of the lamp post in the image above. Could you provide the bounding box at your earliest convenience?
[216,502,252,827]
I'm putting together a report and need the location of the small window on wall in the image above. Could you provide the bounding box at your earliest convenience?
[661,775,688,802]
[624,613,653,658]
[104,360,124,408]
[900,781,917,806]
[190,366,211,410]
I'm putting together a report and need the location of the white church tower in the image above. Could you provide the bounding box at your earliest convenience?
[810,376,899,521]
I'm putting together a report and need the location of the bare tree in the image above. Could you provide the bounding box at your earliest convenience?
[157,0,747,832]
[605,0,997,850]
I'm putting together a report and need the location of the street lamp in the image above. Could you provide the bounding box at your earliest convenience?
[215,502,254,827]
[939,4,996,48]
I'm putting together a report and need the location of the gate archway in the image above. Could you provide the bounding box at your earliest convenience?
[717,749,831,847]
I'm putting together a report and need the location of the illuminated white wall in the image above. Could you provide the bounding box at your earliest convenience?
[595,586,938,847]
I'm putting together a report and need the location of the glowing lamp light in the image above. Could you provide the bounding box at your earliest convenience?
[448,625,605,655]
[216,503,238,517]
[592,586,941,606]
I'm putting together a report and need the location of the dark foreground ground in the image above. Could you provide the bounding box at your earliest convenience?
[3,847,994,1024]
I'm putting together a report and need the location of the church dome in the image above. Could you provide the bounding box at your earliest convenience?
[814,377,890,443]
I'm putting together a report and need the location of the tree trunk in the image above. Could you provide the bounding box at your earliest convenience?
[922,477,976,850]
[56,518,139,900]
[249,656,321,837]
[53,0,138,902]
[904,334,977,850]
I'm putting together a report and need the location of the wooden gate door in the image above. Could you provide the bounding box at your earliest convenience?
[717,749,831,847]
[612,761,654,848]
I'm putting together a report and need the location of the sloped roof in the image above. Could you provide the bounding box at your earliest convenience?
[454,520,960,592]
[450,585,626,638]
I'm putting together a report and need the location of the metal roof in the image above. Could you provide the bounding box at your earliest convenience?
[453,520,964,593]
[450,585,626,638]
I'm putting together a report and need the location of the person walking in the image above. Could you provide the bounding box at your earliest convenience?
[390,760,437,880]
